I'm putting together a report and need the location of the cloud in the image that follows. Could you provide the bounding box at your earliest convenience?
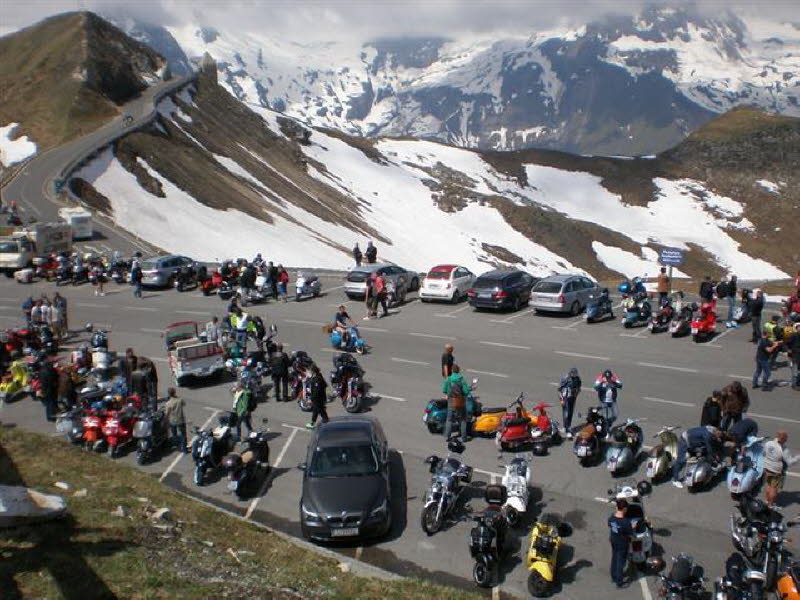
[3,0,799,43]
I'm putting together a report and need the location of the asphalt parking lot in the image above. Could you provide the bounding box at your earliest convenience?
[2,275,798,599]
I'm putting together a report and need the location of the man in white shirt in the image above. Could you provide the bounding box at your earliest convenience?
[764,431,800,507]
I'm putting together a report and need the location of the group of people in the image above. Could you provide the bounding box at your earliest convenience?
[352,241,378,266]
[21,292,68,340]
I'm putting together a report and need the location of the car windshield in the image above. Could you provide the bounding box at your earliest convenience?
[309,444,379,477]
[141,261,158,271]
[426,270,451,279]
[347,271,369,282]
[0,242,19,253]
[474,277,500,289]
[534,281,563,294]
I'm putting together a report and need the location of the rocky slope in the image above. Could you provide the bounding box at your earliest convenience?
[0,11,166,164]
[117,5,800,155]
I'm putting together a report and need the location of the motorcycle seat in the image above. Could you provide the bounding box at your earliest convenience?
[241,450,255,464]
[503,416,529,427]
[482,407,506,414]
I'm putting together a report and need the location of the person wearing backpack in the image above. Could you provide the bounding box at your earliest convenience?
[699,276,714,303]
[442,364,471,442]
[306,365,329,429]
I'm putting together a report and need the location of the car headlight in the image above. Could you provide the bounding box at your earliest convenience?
[301,503,319,519]
[370,499,388,518]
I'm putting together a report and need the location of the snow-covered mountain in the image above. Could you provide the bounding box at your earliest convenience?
[111,6,800,155]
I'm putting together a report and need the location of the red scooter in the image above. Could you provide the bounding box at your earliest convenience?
[529,402,561,455]
[496,400,534,452]
[690,301,717,343]
[102,395,143,458]
[82,407,108,452]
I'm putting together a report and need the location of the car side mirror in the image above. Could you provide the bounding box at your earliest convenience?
[297,463,307,472]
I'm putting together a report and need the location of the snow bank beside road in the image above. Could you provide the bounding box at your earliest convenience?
[0,123,37,167]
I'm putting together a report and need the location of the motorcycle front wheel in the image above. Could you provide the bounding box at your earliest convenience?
[505,506,520,527]
[473,560,493,588]
[420,504,442,535]
[298,396,312,412]
[344,394,361,413]
[136,449,147,465]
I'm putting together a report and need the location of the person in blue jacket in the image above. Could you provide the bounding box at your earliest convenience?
[672,425,723,488]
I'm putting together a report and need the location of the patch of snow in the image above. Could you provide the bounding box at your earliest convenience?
[212,153,267,191]
[756,179,780,194]
[594,242,688,278]
[157,96,192,123]
[0,123,37,166]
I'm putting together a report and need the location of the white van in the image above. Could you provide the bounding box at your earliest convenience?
[58,207,93,240]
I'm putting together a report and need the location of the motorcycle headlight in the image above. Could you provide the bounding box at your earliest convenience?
[370,499,388,518]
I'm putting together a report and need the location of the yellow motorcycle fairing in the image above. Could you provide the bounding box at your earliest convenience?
[473,409,532,434]
[0,359,29,395]
[526,521,561,582]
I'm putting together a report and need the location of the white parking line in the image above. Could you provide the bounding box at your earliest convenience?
[326,285,344,293]
[409,332,453,340]
[245,427,298,519]
[468,369,509,378]
[727,374,751,380]
[554,350,609,361]
[637,362,698,373]
[391,357,430,366]
[285,319,322,326]
[151,357,168,363]
[749,412,800,426]
[436,304,472,317]
[126,306,158,312]
[76,302,105,308]
[497,307,536,323]
[140,328,162,333]
[175,310,209,316]
[480,341,531,350]
[373,393,407,402]
[643,396,695,408]
[159,409,219,482]
[359,326,389,333]
[640,577,653,600]
[593,496,609,504]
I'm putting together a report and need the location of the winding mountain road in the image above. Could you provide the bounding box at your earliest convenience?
[0,73,196,255]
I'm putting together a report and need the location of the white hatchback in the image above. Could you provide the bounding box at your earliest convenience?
[419,264,475,303]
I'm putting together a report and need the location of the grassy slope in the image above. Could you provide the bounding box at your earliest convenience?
[0,427,477,600]
[0,12,163,152]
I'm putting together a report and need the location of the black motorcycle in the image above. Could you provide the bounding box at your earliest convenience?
[659,553,706,599]
[37,324,58,355]
[222,422,270,499]
[469,484,508,588]
[290,351,314,411]
[55,265,72,286]
[714,552,767,600]
[330,353,365,413]
[191,412,237,486]
[73,264,88,286]
[133,407,170,465]
[421,439,472,535]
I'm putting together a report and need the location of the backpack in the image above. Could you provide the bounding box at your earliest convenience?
[716,282,728,298]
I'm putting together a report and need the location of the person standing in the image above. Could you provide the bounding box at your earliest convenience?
[365,241,377,264]
[164,387,187,453]
[442,364,471,442]
[232,382,255,439]
[21,296,33,327]
[130,261,143,298]
[441,344,455,378]
[374,272,388,318]
[278,266,289,302]
[38,359,59,422]
[750,289,765,343]
[608,499,637,588]
[30,300,42,326]
[786,322,800,390]
[53,292,67,333]
[205,315,222,347]
[137,356,159,410]
[726,275,738,327]
[594,369,622,430]
[49,301,63,342]
[764,431,800,508]
[701,390,723,429]
[269,342,290,402]
[353,243,362,267]
[657,267,670,305]
[699,276,714,303]
[306,365,329,429]
[720,381,749,431]
[558,367,582,439]
[267,261,278,299]
[753,329,780,390]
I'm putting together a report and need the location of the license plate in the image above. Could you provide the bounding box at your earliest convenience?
[648,322,654,330]
[479,291,492,298]
[331,527,359,537]
[576,446,588,457]
[691,328,698,334]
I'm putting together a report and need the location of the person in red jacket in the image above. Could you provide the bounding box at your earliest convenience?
[277,266,289,302]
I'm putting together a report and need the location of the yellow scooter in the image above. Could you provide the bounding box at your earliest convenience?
[473,393,532,436]
[0,359,31,403]
[526,514,571,597]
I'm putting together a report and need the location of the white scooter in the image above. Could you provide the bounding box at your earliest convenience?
[609,481,654,570]
[645,426,680,482]
[295,271,321,301]
[501,455,531,527]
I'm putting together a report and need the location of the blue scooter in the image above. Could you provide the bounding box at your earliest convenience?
[330,325,368,354]
[727,436,765,497]
[586,288,614,323]
[623,295,652,328]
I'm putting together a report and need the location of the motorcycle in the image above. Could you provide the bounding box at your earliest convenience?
[649,301,675,333]
[192,412,238,486]
[289,351,314,411]
[528,402,560,456]
[605,418,644,476]
[683,445,723,492]
[55,407,84,444]
[55,265,72,286]
[469,484,508,588]
[496,395,535,452]
[72,263,88,285]
[526,514,570,597]
[0,358,31,403]
[500,455,531,527]
[473,393,531,437]
[330,353,366,413]
[776,559,800,600]
[37,324,58,356]
[218,281,235,301]
[573,406,607,466]
[671,304,696,337]
[422,379,482,434]
[691,301,717,343]
[734,290,753,324]
[81,404,109,452]
[659,553,706,599]
[727,436,765,498]
[103,402,139,459]
[714,552,768,600]
[586,288,614,323]
[623,294,652,328]
[222,424,271,499]
[609,481,654,571]
[133,406,170,465]
[329,325,368,354]
[420,439,472,535]
[295,272,321,301]
[646,426,681,482]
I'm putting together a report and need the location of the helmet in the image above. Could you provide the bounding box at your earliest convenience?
[603,369,613,379]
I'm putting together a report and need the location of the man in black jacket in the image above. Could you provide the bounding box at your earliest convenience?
[39,360,59,422]
[270,343,290,402]
[699,276,714,302]
[305,365,329,429]
[750,289,765,343]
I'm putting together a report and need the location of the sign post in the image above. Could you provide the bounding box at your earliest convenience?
[658,246,685,295]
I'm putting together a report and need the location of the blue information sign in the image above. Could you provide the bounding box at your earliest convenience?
[659,246,684,266]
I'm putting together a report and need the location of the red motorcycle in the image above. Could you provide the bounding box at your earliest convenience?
[529,402,561,455]
[201,270,224,296]
[496,397,534,452]
[82,407,108,452]
[102,395,143,458]
[2,328,39,357]
[690,301,717,343]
